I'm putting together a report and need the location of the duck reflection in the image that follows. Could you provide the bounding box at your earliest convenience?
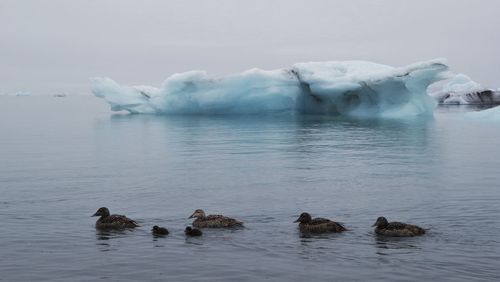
[297,231,342,260]
[373,234,421,256]
[95,228,130,240]
[95,229,131,252]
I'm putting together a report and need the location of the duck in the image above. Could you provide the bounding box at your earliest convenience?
[188,209,243,228]
[185,226,203,237]
[372,216,425,237]
[294,212,347,233]
[151,225,169,236]
[92,207,138,229]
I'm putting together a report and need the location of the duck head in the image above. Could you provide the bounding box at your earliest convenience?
[372,216,388,228]
[151,225,160,232]
[189,209,206,219]
[92,207,110,217]
[185,226,193,233]
[294,212,312,223]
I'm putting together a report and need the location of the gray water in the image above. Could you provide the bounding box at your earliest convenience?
[1,96,499,281]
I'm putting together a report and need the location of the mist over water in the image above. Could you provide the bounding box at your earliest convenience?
[1,96,499,281]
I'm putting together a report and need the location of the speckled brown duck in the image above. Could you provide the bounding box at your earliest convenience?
[372,216,425,237]
[92,207,138,229]
[294,212,347,233]
[188,209,243,228]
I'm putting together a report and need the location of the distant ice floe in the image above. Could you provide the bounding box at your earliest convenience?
[91,59,450,117]
[429,74,500,105]
[467,106,500,121]
[6,91,32,96]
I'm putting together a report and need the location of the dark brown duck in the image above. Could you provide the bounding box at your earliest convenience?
[294,212,347,233]
[372,216,425,237]
[188,209,243,228]
[185,226,203,237]
[92,207,138,229]
[151,225,169,236]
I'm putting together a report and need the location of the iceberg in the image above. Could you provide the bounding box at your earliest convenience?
[7,91,32,96]
[429,74,500,105]
[467,105,500,121]
[91,59,449,117]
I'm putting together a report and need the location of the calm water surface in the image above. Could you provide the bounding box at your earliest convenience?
[1,96,499,281]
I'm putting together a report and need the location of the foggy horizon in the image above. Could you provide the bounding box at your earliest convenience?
[1,0,499,95]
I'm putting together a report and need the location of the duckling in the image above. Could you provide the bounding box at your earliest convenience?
[372,216,425,237]
[151,225,169,236]
[188,209,243,228]
[185,226,203,237]
[294,212,347,233]
[92,207,138,229]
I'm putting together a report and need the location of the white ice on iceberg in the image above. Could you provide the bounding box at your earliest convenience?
[91,59,449,117]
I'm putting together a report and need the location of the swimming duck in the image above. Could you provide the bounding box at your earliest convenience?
[372,216,425,237]
[188,209,243,228]
[151,225,169,236]
[294,212,347,233]
[185,226,203,237]
[92,207,138,229]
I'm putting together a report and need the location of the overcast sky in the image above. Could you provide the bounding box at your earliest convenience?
[1,0,499,95]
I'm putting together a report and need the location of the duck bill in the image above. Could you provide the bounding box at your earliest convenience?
[371,222,377,227]
[91,212,99,217]
[188,213,196,219]
[294,219,300,223]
